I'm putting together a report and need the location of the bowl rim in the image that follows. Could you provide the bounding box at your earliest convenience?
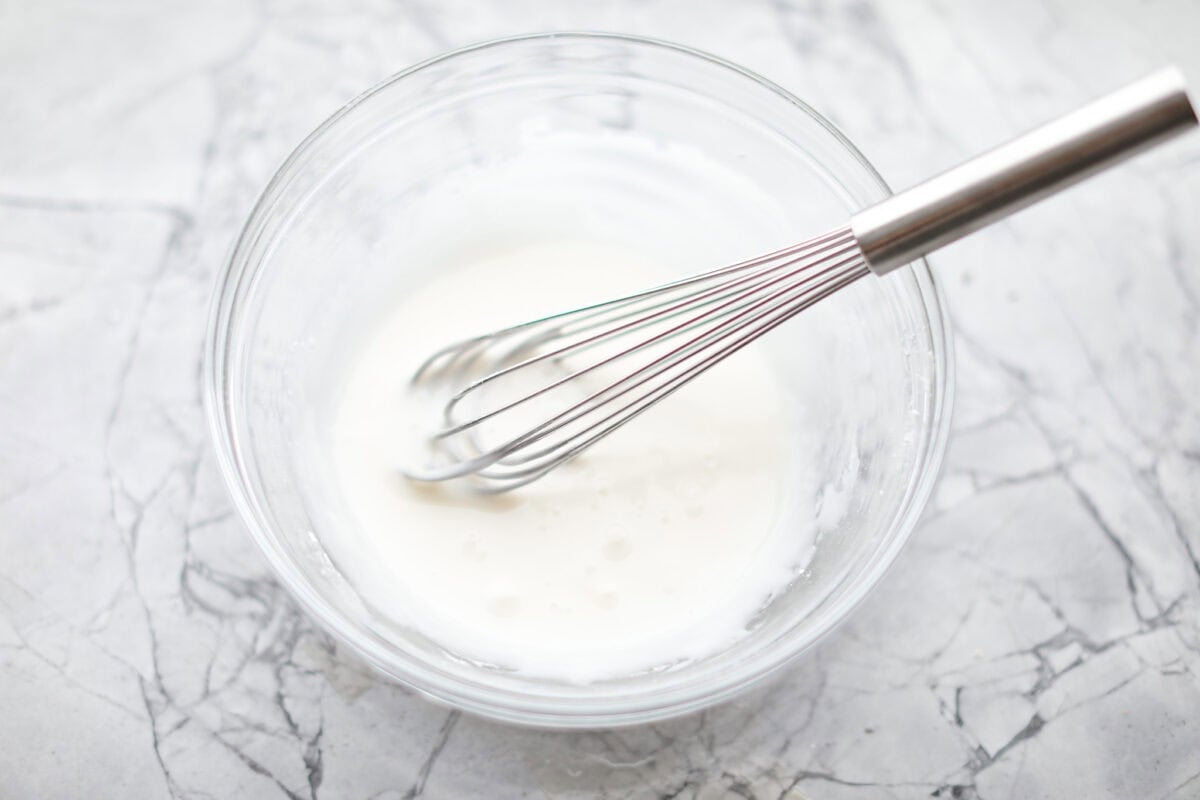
[204,30,955,728]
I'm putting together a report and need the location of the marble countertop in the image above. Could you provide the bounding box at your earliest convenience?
[4,1,1200,797]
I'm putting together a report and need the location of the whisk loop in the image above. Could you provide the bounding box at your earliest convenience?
[407,228,869,489]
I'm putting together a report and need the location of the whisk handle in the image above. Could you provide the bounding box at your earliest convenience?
[853,67,1198,275]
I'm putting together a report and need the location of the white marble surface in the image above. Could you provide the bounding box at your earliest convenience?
[3,1,1200,797]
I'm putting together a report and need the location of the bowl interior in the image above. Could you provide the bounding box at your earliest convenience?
[209,33,951,726]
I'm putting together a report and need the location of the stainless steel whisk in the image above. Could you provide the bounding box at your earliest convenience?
[406,69,1197,491]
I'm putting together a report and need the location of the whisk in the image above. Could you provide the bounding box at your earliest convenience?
[406,68,1197,491]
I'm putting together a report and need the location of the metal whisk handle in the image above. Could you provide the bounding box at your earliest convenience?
[853,68,1198,275]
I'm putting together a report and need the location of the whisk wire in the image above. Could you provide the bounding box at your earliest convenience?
[472,259,870,487]
[485,248,867,463]
[487,258,868,471]
[437,230,860,437]
[408,228,869,488]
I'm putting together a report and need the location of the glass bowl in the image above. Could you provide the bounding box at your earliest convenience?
[205,32,953,727]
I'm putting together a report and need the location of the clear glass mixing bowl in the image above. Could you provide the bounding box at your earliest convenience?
[205,33,953,727]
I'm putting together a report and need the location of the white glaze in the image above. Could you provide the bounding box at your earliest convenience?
[327,238,822,682]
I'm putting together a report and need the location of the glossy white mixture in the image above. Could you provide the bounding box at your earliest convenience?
[326,238,832,682]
